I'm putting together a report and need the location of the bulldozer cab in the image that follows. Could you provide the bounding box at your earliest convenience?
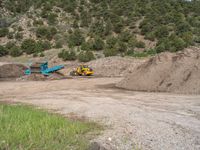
[79,65,89,71]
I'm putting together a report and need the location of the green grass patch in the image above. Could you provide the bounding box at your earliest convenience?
[0,104,101,150]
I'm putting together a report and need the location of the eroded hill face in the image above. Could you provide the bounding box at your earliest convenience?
[0,0,200,61]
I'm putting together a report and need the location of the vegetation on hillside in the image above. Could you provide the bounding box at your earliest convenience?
[0,0,199,60]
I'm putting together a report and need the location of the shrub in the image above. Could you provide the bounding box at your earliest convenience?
[139,20,154,35]
[146,49,157,56]
[181,32,194,46]
[128,37,137,49]
[40,41,51,50]
[0,45,8,57]
[73,20,79,28]
[78,51,95,62]
[113,22,123,33]
[68,29,73,34]
[176,22,191,35]
[81,42,92,51]
[54,40,63,49]
[80,15,90,27]
[36,27,57,40]
[103,48,118,57]
[9,46,23,57]
[145,32,156,41]
[21,39,37,54]
[41,10,48,18]
[21,39,51,54]
[43,2,53,11]
[126,49,134,56]
[115,41,127,53]
[3,42,23,57]
[135,41,145,48]
[155,25,169,39]
[68,30,84,47]
[194,36,200,43]
[50,27,57,35]
[0,18,8,28]
[48,27,57,40]
[106,37,118,48]
[119,31,132,42]
[7,32,14,39]
[15,32,23,40]
[34,42,43,53]
[92,37,105,51]
[104,19,112,36]
[47,13,57,25]
[58,50,77,61]
[18,26,23,32]
[36,27,49,38]
[156,43,166,53]
[33,19,44,26]
[0,28,9,37]
[90,21,105,37]
[158,37,171,50]
[5,41,16,50]
[156,35,187,53]
[171,37,186,52]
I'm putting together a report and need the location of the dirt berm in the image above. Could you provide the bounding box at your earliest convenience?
[54,57,145,77]
[87,56,146,77]
[117,47,200,94]
[0,63,27,78]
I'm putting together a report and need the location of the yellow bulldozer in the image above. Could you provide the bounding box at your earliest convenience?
[70,65,94,76]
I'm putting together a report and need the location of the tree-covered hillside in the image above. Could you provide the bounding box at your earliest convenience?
[0,0,199,61]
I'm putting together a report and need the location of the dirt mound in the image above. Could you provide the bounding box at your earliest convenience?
[117,47,200,94]
[17,74,47,81]
[0,63,27,78]
[17,73,67,81]
[50,57,145,77]
[87,57,146,77]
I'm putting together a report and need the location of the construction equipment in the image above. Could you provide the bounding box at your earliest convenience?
[25,61,64,76]
[70,65,94,76]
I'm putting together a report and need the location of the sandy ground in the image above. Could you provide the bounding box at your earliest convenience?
[0,78,200,150]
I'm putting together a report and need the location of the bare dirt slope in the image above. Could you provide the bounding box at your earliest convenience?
[0,78,200,150]
[87,57,146,77]
[0,63,27,78]
[51,56,146,77]
[117,47,200,94]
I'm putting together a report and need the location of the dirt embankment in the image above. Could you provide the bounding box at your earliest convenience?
[87,56,146,77]
[0,63,27,79]
[51,57,145,77]
[117,47,200,94]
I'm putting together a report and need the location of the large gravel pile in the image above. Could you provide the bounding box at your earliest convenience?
[87,56,146,77]
[117,47,200,94]
[0,63,27,78]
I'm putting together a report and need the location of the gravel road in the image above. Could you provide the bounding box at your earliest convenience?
[0,78,200,150]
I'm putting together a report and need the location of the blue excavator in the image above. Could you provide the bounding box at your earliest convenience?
[25,61,64,76]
